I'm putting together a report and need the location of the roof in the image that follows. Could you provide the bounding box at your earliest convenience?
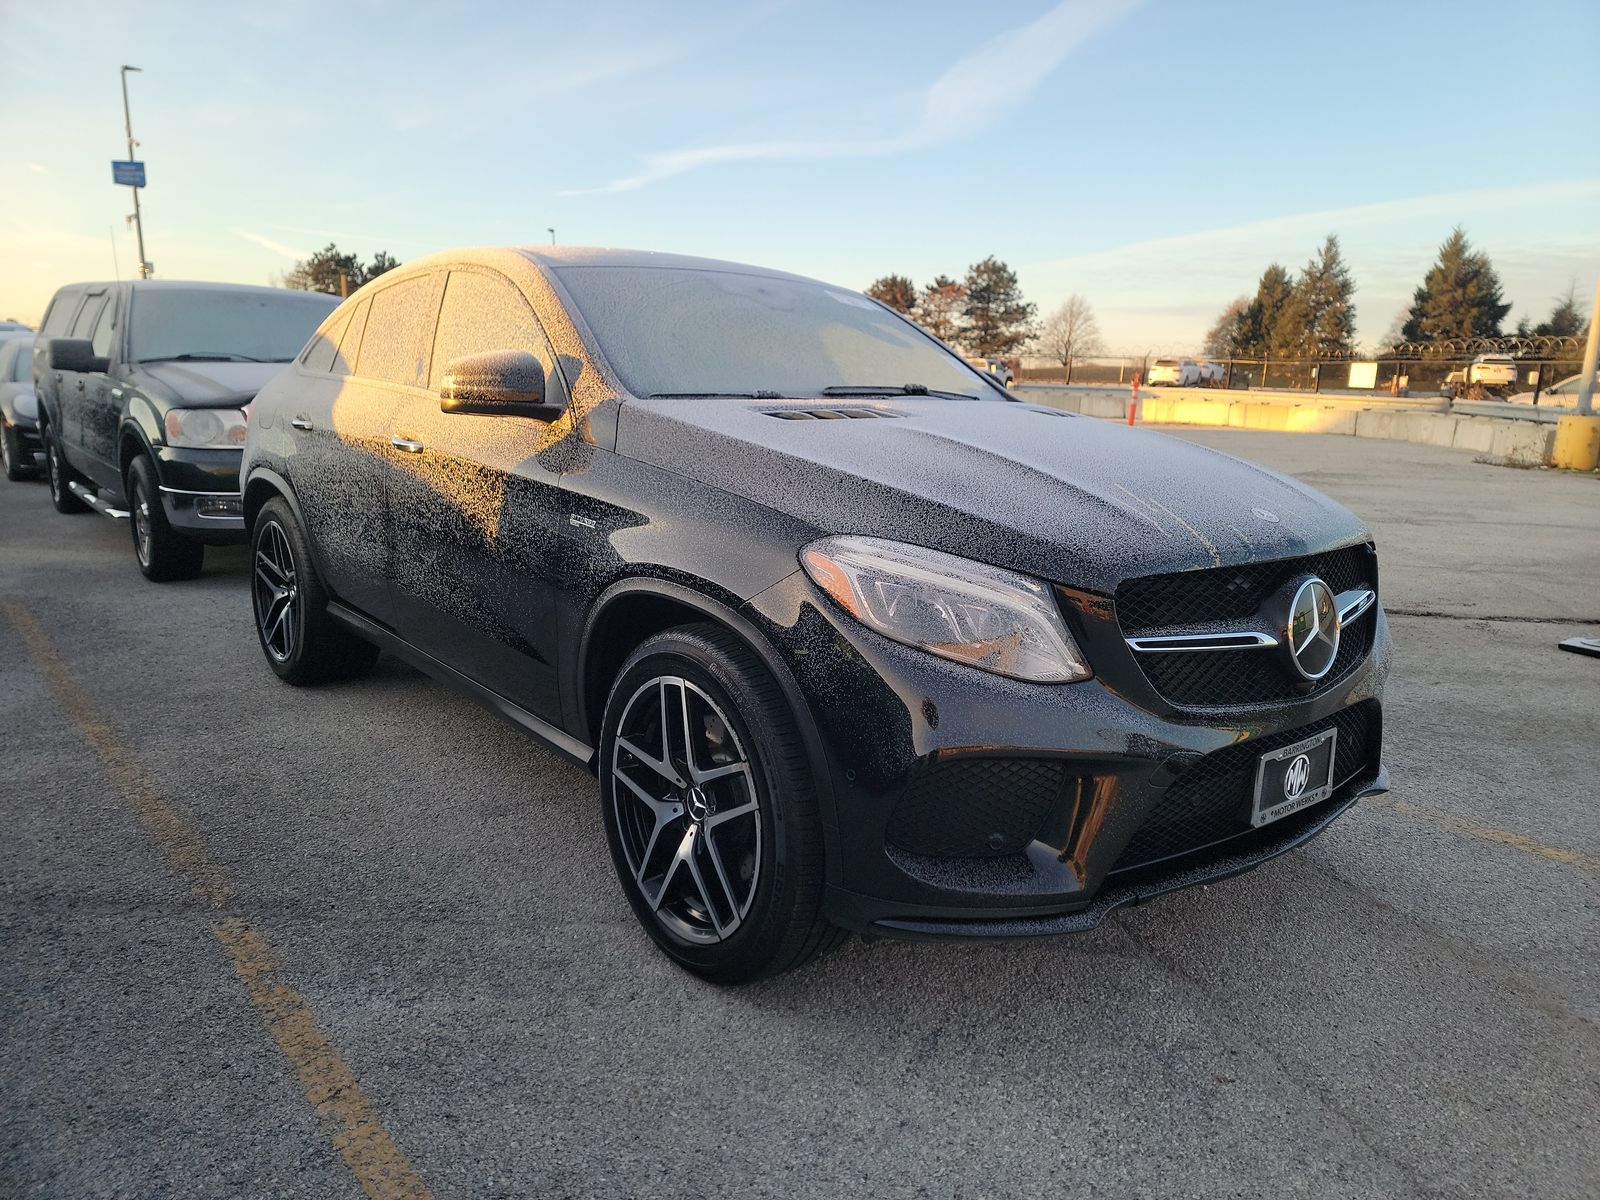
[50,280,338,298]
[513,245,826,285]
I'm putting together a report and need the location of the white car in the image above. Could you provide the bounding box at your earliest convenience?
[1507,372,1596,406]
[1147,357,1221,387]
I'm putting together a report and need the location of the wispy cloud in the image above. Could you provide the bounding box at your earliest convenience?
[234,229,308,261]
[568,0,1143,194]
[26,162,48,175]
[1024,180,1600,273]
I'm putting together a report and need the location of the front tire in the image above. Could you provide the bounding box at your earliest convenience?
[251,495,380,685]
[600,623,841,983]
[2,424,36,481]
[43,424,87,513]
[128,456,204,582]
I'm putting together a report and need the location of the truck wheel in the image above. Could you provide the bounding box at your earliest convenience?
[43,424,88,513]
[251,495,380,685]
[128,456,204,582]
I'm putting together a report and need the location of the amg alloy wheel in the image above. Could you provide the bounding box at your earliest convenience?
[611,675,763,945]
[249,496,379,685]
[600,623,841,982]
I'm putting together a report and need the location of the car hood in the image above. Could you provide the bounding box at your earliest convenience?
[131,360,288,407]
[614,396,1369,593]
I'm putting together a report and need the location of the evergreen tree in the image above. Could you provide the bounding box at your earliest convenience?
[1234,264,1293,355]
[1533,285,1586,338]
[284,244,401,295]
[1273,235,1357,355]
[961,257,1037,356]
[1399,228,1509,342]
[865,274,917,314]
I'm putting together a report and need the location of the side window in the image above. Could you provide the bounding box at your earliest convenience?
[332,299,370,377]
[429,270,555,389]
[72,293,108,339]
[355,275,436,387]
[301,311,348,373]
[91,297,117,358]
[41,291,81,336]
[12,347,32,383]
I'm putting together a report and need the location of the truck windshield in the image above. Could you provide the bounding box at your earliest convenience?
[130,289,337,364]
[554,265,999,400]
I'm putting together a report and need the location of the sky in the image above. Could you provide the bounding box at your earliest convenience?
[3,0,1597,351]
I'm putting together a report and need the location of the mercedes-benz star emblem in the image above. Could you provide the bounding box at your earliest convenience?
[1283,752,1312,800]
[1286,576,1341,680]
[685,787,711,824]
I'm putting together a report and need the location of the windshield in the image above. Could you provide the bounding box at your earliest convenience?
[129,288,337,363]
[554,266,999,399]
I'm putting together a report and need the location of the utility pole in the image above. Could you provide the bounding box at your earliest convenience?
[548,227,556,246]
[121,65,150,279]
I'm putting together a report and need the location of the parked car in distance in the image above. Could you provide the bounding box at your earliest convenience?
[0,331,41,480]
[963,356,1014,387]
[0,320,33,333]
[242,246,1389,983]
[1507,371,1596,406]
[1443,354,1519,399]
[33,280,337,579]
[1147,356,1222,387]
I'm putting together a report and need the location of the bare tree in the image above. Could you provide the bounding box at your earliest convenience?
[1203,296,1250,358]
[914,276,968,347]
[1037,295,1104,380]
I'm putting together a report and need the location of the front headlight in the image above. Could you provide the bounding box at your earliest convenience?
[799,535,1091,683]
[164,407,248,449]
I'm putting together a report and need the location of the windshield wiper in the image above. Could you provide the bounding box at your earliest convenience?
[820,384,977,400]
[138,353,266,363]
[648,390,788,399]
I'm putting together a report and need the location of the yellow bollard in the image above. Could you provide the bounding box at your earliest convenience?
[1551,414,1600,470]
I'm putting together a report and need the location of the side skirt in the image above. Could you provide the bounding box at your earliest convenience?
[326,601,595,768]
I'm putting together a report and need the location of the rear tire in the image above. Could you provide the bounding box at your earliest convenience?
[251,495,380,686]
[128,456,204,582]
[43,424,87,513]
[2,424,36,481]
[599,623,842,983]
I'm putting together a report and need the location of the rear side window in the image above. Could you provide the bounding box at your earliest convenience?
[333,299,369,377]
[12,346,32,382]
[91,299,117,358]
[356,276,436,387]
[72,293,108,338]
[428,270,554,388]
[41,291,82,336]
[301,311,348,373]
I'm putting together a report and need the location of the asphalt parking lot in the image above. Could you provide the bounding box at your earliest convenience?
[2,428,1597,1199]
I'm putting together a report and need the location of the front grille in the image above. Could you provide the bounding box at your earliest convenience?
[1117,545,1376,708]
[1117,545,1372,633]
[885,758,1067,858]
[1110,701,1378,873]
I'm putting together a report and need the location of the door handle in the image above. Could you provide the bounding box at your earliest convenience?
[290,416,313,430]
[390,436,425,454]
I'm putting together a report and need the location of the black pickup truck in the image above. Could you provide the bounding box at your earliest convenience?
[33,280,336,579]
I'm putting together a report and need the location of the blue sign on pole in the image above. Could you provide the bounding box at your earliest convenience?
[111,160,146,187]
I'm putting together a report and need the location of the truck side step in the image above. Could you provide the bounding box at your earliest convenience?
[67,481,130,520]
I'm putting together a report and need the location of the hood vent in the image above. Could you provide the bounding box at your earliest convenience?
[764,408,909,421]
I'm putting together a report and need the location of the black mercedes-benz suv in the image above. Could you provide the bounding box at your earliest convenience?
[33,280,336,579]
[241,247,1390,982]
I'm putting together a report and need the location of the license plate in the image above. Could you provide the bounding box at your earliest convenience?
[1251,728,1337,827]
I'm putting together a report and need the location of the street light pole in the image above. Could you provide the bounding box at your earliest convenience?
[121,65,149,279]
[548,227,556,246]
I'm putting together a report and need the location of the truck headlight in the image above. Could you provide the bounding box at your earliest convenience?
[800,535,1091,683]
[164,407,248,449]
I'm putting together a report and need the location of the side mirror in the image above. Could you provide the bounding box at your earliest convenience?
[440,350,563,420]
[50,338,109,374]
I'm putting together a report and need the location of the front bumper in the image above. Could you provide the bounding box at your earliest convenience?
[154,446,246,541]
[746,571,1390,938]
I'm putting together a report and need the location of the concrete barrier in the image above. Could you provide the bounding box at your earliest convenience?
[1013,384,1583,469]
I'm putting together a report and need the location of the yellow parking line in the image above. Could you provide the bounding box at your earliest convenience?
[4,598,433,1200]
[1368,795,1599,875]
